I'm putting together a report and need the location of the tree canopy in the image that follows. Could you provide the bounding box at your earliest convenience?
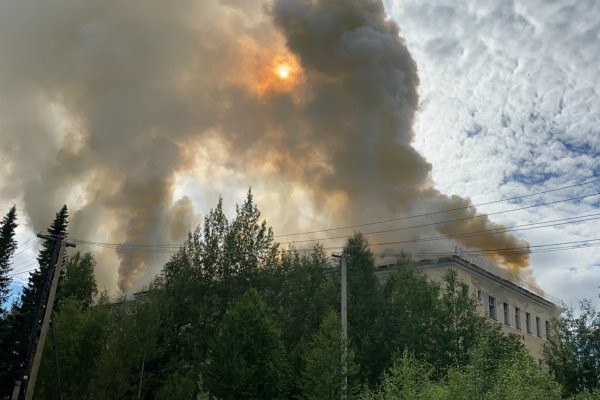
[2,193,597,399]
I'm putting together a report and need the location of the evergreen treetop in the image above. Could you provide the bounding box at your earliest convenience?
[0,205,17,312]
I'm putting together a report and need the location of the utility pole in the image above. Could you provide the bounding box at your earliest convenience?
[13,234,75,400]
[332,253,348,400]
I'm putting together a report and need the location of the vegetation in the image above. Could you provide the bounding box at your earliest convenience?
[0,205,69,397]
[0,205,17,314]
[0,193,598,399]
[545,299,600,397]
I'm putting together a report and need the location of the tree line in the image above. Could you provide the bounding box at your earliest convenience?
[0,192,598,399]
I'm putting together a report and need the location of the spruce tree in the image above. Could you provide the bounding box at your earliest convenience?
[19,205,69,321]
[0,205,17,313]
[0,205,68,398]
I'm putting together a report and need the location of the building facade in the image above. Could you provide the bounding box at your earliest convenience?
[375,254,562,362]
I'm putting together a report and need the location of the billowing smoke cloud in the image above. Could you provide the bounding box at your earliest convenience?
[0,0,530,291]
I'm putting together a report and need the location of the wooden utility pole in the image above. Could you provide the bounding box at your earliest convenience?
[13,234,75,400]
[332,253,348,400]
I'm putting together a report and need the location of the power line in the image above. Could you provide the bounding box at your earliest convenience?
[10,255,40,272]
[275,179,600,238]
[282,211,600,245]
[320,237,600,253]
[72,194,600,253]
[7,268,37,278]
[73,189,600,253]
[13,237,39,257]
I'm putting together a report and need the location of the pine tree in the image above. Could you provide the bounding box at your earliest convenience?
[0,205,68,398]
[0,205,17,313]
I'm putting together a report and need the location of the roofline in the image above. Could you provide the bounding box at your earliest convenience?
[376,254,563,311]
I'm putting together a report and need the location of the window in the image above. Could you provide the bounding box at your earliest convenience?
[462,284,469,297]
[546,321,551,339]
[536,317,542,337]
[526,312,531,334]
[477,289,482,301]
[503,303,510,325]
[488,296,497,320]
[515,307,521,330]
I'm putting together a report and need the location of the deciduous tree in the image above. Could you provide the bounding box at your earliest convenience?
[206,289,291,400]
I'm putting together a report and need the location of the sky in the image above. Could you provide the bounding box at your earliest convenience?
[383,0,600,307]
[1,0,599,309]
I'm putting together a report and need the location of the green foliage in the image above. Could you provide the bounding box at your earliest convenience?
[545,299,600,397]
[380,258,441,369]
[19,193,599,399]
[343,233,385,384]
[35,297,111,400]
[0,205,68,399]
[205,289,291,400]
[362,337,562,400]
[301,310,359,400]
[155,370,197,400]
[59,251,98,308]
[88,296,162,400]
[444,325,561,400]
[361,351,446,400]
[0,205,17,312]
[436,269,484,371]
[568,388,600,399]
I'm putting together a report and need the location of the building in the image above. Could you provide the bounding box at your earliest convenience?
[375,253,563,362]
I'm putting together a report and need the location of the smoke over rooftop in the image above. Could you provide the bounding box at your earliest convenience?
[0,0,530,291]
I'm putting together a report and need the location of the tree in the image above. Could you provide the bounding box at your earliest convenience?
[88,295,162,400]
[20,205,69,318]
[380,256,441,371]
[545,299,600,397]
[221,189,279,298]
[361,333,562,400]
[360,351,444,400]
[435,269,484,372]
[268,245,337,348]
[445,328,562,400]
[343,233,384,384]
[205,289,291,400]
[59,251,98,308]
[0,205,17,313]
[0,205,68,398]
[34,296,112,400]
[300,310,358,400]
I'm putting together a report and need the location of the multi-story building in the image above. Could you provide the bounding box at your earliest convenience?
[375,253,563,362]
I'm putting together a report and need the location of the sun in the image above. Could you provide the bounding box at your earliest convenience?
[276,64,290,79]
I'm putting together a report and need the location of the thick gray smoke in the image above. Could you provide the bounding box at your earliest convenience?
[0,0,530,291]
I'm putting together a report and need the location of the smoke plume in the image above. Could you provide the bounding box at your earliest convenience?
[0,0,530,291]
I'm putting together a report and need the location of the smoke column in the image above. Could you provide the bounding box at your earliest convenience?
[0,0,530,291]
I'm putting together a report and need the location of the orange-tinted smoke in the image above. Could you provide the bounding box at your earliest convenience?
[0,0,533,292]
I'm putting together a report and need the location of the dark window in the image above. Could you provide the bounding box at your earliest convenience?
[536,317,542,337]
[462,284,469,297]
[503,303,510,325]
[477,289,482,301]
[515,307,521,330]
[489,296,497,320]
[526,312,531,334]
